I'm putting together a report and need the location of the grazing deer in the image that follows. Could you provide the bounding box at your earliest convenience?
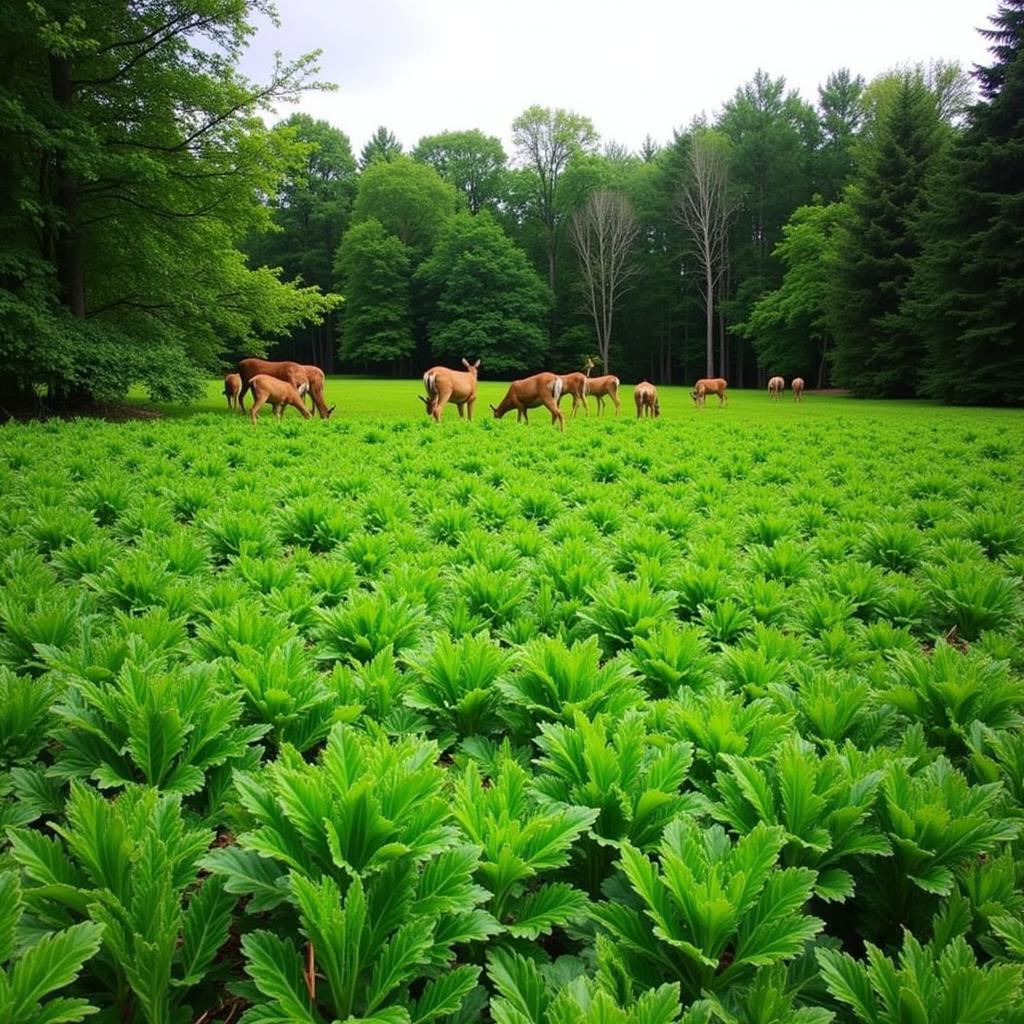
[419,359,480,421]
[236,358,335,419]
[248,375,313,424]
[223,373,242,410]
[792,377,805,401]
[490,373,565,431]
[556,370,590,417]
[583,356,621,415]
[768,376,784,400]
[691,378,728,407]
[634,381,660,418]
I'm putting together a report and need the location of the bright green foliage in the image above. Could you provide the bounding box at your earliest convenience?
[592,818,823,1000]
[452,751,597,936]
[817,930,1023,1024]
[413,129,508,214]
[405,632,514,743]
[578,579,678,656]
[860,757,1021,940]
[415,212,551,372]
[314,592,427,664]
[498,635,644,738]
[629,623,715,697]
[50,659,267,796]
[533,712,705,894]
[9,784,228,1024]
[713,735,890,901]
[488,946,683,1024]
[0,869,104,1024]
[881,643,1024,756]
[242,870,485,1024]
[205,724,459,904]
[925,561,1019,640]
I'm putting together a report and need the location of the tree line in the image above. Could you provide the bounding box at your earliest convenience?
[2,1,1021,406]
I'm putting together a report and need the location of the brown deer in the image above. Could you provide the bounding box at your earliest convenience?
[691,378,728,407]
[792,377,805,402]
[768,376,784,400]
[634,381,660,418]
[248,375,313,424]
[419,359,480,421]
[223,373,242,410]
[236,359,334,419]
[583,356,621,415]
[490,373,565,431]
[556,371,590,417]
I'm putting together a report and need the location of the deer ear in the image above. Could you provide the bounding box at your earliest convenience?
[473,359,480,368]
[462,358,470,369]
[418,395,428,404]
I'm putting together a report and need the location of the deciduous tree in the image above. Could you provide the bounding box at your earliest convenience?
[412,129,507,214]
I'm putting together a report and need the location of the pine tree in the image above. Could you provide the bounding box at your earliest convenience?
[829,75,944,396]
[911,0,1024,405]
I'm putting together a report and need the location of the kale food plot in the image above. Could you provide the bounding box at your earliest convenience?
[1,403,1023,1023]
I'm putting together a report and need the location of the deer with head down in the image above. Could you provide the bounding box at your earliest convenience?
[768,376,784,400]
[236,358,335,419]
[556,367,590,417]
[419,359,480,421]
[248,375,313,424]
[583,356,621,415]
[634,381,660,418]
[490,372,565,431]
[691,378,728,407]
[792,377,805,402]
[223,373,242,410]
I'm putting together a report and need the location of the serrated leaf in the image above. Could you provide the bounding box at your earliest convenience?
[816,947,875,1021]
[241,929,322,1023]
[9,920,104,1017]
[814,868,855,903]
[410,965,481,1024]
[366,917,435,1012]
[177,875,236,985]
[506,883,588,938]
[488,948,549,1024]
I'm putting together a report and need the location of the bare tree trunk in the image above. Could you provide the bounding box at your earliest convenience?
[570,190,640,376]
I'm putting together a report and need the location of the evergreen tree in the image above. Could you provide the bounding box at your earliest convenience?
[359,126,404,170]
[828,75,944,396]
[911,0,1024,405]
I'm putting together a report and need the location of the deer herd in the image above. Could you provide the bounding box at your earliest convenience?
[225,357,807,425]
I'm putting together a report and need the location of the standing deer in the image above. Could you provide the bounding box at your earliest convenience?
[419,359,480,421]
[634,381,660,418]
[556,368,590,417]
[236,358,335,419]
[583,356,621,415]
[792,377,805,402]
[691,378,728,407]
[490,373,565,431]
[223,373,242,410]
[768,376,784,400]
[248,375,313,424]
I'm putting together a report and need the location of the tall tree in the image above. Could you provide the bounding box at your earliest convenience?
[0,0,336,404]
[910,0,1024,405]
[247,114,357,370]
[511,106,599,301]
[351,156,457,257]
[359,126,403,170]
[415,212,550,373]
[816,68,865,201]
[828,75,945,395]
[676,132,736,377]
[569,191,640,373]
[735,201,845,385]
[412,130,507,214]
[334,219,413,367]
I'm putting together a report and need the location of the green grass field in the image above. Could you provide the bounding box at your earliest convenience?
[1,386,1023,1022]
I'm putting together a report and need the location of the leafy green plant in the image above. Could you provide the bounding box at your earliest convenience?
[315,592,427,664]
[0,868,104,1024]
[498,635,643,737]
[578,578,677,655]
[817,929,1022,1024]
[629,623,715,697]
[533,711,705,894]
[592,818,823,1000]
[858,521,924,572]
[925,561,1019,640]
[713,735,891,902]
[9,784,232,1024]
[452,750,596,937]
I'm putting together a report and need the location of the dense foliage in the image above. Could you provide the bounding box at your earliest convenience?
[1,394,1023,1021]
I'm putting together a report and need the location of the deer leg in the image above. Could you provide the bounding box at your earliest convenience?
[466,397,475,420]
[250,394,266,424]
[611,389,621,416]
[544,397,564,432]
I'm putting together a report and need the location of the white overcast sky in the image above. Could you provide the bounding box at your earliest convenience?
[240,0,998,156]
